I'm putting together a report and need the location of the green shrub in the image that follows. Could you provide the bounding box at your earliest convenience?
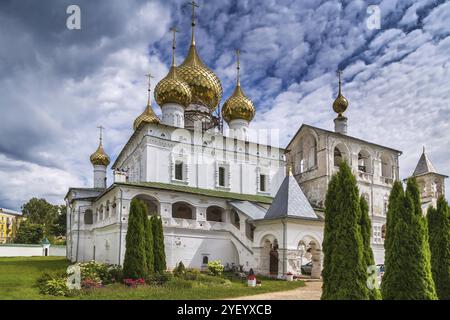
[173,261,186,277]
[207,260,224,276]
[106,264,123,284]
[77,261,107,283]
[36,271,70,296]
[146,272,173,286]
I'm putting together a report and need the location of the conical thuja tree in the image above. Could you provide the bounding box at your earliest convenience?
[122,199,147,279]
[406,178,436,299]
[382,179,436,299]
[140,201,154,274]
[321,173,338,300]
[359,195,381,300]
[321,161,368,300]
[427,196,450,300]
[152,215,167,273]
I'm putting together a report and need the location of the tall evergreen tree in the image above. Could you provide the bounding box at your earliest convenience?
[141,202,154,274]
[427,196,450,300]
[382,179,437,299]
[321,173,338,300]
[152,215,167,273]
[359,195,381,300]
[122,199,147,279]
[321,161,368,300]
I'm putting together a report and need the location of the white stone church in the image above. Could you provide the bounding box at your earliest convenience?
[65,9,447,279]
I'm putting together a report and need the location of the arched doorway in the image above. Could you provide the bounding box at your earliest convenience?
[269,240,279,275]
[260,235,279,276]
[298,237,322,279]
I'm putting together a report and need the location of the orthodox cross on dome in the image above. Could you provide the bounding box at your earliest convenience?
[170,26,178,66]
[145,72,154,105]
[187,0,199,44]
[236,49,241,86]
[97,125,104,144]
[337,69,343,95]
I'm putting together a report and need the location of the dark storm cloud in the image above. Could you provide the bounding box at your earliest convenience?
[0,0,449,210]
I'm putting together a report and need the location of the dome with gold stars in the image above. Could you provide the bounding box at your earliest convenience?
[222,50,255,123]
[133,103,160,130]
[90,142,110,166]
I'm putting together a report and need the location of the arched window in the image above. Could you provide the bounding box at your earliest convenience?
[206,206,223,222]
[202,256,209,265]
[381,224,386,240]
[172,202,194,220]
[245,221,255,241]
[381,153,392,178]
[135,195,159,216]
[175,162,183,180]
[358,150,371,173]
[84,209,93,225]
[231,210,240,229]
[334,147,343,167]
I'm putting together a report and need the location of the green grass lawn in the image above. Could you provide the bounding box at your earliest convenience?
[0,257,304,300]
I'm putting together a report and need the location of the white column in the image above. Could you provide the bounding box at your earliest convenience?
[161,103,185,128]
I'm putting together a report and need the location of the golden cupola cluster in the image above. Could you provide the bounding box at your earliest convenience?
[222,50,255,124]
[154,27,192,109]
[90,126,110,166]
[332,70,348,117]
[174,4,222,112]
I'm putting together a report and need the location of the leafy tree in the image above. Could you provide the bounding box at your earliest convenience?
[14,221,44,244]
[321,161,368,300]
[152,215,166,273]
[21,198,58,237]
[359,195,381,300]
[427,196,450,300]
[382,178,437,299]
[140,202,154,274]
[122,199,147,279]
[51,206,67,237]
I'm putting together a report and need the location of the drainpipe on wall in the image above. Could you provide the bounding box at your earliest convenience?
[67,201,72,260]
[118,187,124,265]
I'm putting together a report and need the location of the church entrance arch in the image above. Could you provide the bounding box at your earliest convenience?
[260,235,279,276]
[298,236,321,279]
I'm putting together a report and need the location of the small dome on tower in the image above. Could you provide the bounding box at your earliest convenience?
[133,103,160,130]
[222,50,255,124]
[332,70,348,116]
[222,86,255,123]
[90,135,110,167]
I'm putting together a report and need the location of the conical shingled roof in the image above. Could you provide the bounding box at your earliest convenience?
[264,174,319,220]
[413,148,437,176]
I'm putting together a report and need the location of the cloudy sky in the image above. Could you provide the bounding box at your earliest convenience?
[0,0,449,210]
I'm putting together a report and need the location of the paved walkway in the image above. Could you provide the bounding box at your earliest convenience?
[229,281,322,300]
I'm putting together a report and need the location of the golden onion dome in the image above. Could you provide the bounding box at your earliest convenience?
[222,85,255,123]
[176,44,222,112]
[332,94,348,115]
[90,142,110,166]
[222,50,255,123]
[154,66,192,108]
[133,103,160,130]
[332,70,348,116]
